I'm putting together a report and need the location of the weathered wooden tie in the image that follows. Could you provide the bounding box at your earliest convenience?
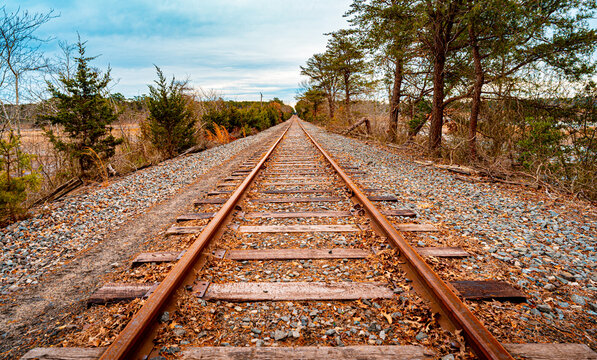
[87,283,157,305]
[237,224,361,233]
[131,251,182,266]
[197,281,395,301]
[176,212,215,221]
[225,248,372,260]
[243,210,353,218]
[21,344,597,360]
[253,196,343,203]
[166,226,204,235]
[395,223,438,232]
[194,198,227,205]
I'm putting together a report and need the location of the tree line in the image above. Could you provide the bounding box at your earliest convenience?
[298,0,597,200]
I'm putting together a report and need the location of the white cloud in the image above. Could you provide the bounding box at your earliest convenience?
[9,0,352,105]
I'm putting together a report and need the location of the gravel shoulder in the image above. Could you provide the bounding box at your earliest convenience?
[0,123,287,358]
[303,121,597,350]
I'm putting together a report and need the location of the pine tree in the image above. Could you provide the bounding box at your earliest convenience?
[42,38,122,175]
[143,66,197,158]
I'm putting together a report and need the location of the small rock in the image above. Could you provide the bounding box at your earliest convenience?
[571,294,586,306]
[368,322,380,333]
[391,311,402,319]
[274,330,287,341]
[325,329,336,336]
[335,336,344,347]
[415,332,428,341]
[251,328,262,335]
[173,328,186,337]
[158,311,170,323]
[441,355,455,360]
[160,346,180,355]
[559,271,575,281]
[536,304,551,313]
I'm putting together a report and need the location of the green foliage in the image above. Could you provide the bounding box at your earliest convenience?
[295,87,326,122]
[202,100,292,133]
[517,117,563,168]
[408,100,432,135]
[41,39,122,175]
[0,131,39,225]
[143,66,197,158]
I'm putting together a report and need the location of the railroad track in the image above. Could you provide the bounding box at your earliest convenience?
[23,117,596,360]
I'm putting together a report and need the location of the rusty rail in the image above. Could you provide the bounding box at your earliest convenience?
[99,123,292,360]
[297,119,514,360]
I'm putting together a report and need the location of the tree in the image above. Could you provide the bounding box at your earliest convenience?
[301,53,341,119]
[295,86,326,121]
[347,0,419,141]
[464,0,597,159]
[326,29,369,123]
[418,0,468,152]
[143,66,196,158]
[42,38,122,175]
[0,6,56,134]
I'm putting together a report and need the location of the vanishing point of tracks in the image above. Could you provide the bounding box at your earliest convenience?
[23,117,593,359]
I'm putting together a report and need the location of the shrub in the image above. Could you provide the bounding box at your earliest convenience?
[0,131,39,225]
[143,66,197,158]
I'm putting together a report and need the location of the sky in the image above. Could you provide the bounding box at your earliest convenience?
[4,0,353,106]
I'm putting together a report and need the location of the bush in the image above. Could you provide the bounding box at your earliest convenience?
[142,66,197,158]
[0,132,39,225]
[517,117,564,168]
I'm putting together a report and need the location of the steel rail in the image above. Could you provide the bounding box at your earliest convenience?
[99,122,292,360]
[297,119,514,360]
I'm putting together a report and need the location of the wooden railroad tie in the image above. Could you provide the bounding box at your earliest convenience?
[87,279,525,305]
[253,196,344,203]
[166,226,205,235]
[216,181,239,187]
[260,189,334,194]
[131,246,470,266]
[176,212,215,221]
[237,224,362,233]
[194,198,228,205]
[22,343,597,360]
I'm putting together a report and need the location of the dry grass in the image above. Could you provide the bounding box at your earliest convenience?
[205,123,234,144]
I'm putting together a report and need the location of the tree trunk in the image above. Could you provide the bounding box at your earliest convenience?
[468,25,484,160]
[388,58,404,142]
[429,50,446,152]
[344,72,351,123]
[15,74,21,137]
[327,94,335,119]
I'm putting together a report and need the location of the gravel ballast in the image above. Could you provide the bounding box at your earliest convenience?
[302,121,596,349]
[0,123,286,294]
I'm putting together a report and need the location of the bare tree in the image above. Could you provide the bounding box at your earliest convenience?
[0,6,56,135]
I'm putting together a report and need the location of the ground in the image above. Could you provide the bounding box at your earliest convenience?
[1,120,595,359]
